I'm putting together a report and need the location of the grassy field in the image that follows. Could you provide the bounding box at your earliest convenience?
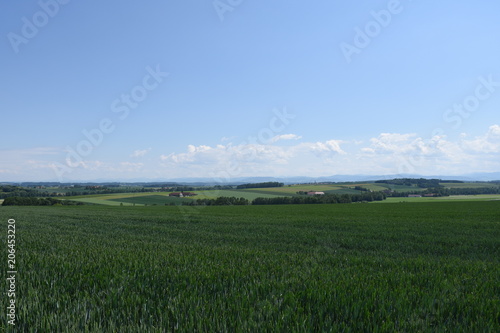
[66,192,182,206]
[1,202,498,331]
[242,183,388,195]
[245,184,344,194]
[375,184,427,192]
[440,182,499,188]
[380,194,500,203]
[107,195,191,206]
[65,190,284,205]
[188,189,284,200]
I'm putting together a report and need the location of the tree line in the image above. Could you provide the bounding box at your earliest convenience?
[252,192,386,205]
[376,178,443,188]
[236,182,284,189]
[388,187,500,197]
[181,192,386,206]
[183,197,250,206]
[2,197,84,206]
[0,186,41,199]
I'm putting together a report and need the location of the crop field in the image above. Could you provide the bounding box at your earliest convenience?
[1,201,498,331]
[188,189,283,200]
[66,190,284,206]
[245,184,344,194]
[188,184,380,199]
[66,190,500,207]
[66,193,186,206]
[440,182,500,189]
[353,183,388,191]
[243,183,388,195]
[51,182,500,207]
[380,194,500,204]
[375,184,427,192]
[188,184,381,198]
[107,195,192,206]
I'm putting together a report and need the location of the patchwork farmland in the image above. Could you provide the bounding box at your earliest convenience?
[60,181,500,206]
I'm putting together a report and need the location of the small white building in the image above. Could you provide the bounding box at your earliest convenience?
[307,191,325,195]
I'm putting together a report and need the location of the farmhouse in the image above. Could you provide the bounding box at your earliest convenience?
[307,191,325,196]
[168,192,197,197]
[408,194,422,198]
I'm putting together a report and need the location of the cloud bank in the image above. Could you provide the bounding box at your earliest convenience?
[1,126,498,181]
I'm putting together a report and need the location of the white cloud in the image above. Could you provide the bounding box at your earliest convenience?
[292,140,346,157]
[158,139,348,178]
[2,126,500,181]
[461,124,500,153]
[130,148,151,158]
[269,133,302,143]
[361,147,376,154]
[161,143,293,166]
[369,133,418,153]
[355,126,500,175]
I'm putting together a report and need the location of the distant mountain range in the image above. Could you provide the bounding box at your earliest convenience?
[158,173,500,184]
[3,172,500,186]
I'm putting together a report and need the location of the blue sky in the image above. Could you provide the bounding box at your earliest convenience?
[1,0,499,181]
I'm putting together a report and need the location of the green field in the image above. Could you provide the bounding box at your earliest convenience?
[245,184,344,194]
[380,194,500,203]
[189,189,284,200]
[440,182,499,188]
[243,183,387,195]
[195,184,386,198]
[64,190,500,207]
[66,192,185,206]
[65,190,284,205]
[107,195,192,206]
[1,202,498,331]
[50,181,500,207]
[376,183,427,192]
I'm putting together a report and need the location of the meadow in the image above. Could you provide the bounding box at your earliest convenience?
[1,201,498,331]
[378,194,500,204]
[59,181,500,206]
